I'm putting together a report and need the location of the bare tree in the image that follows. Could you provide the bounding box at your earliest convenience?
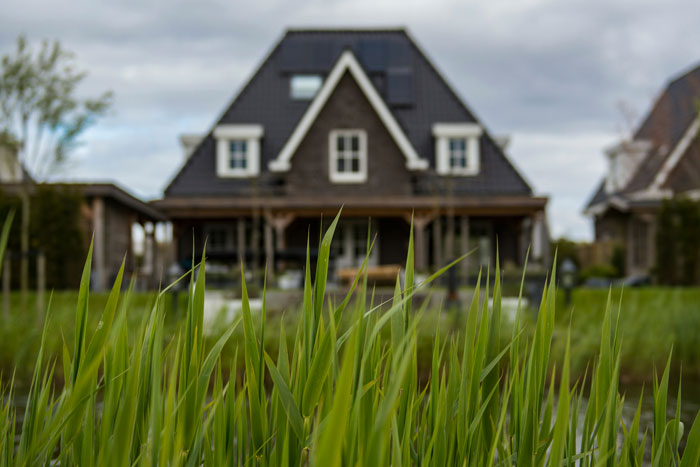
[0,36,112,303]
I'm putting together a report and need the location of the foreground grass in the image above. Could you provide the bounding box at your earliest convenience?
[4,286,700,388]
[1,213,700,465]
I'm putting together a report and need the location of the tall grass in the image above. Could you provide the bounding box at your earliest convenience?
[1,211,699,466]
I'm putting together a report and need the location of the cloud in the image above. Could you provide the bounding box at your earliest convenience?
[2,0,700,241]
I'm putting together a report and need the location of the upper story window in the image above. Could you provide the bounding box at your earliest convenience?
[329,129,367,183]
[432,123,483,176]
[290,75,322,100]
[213,124,264,178]
[448,138,468,171]
[228,140,248,170]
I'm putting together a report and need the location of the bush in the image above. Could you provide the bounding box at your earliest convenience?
[0,184,85,289]
[579,262,619,282]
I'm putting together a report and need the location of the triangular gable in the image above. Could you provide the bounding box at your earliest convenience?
[269,50,428,172]
[649,118,700,192]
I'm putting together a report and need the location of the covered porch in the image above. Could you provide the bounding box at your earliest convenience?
[155,195,549,287]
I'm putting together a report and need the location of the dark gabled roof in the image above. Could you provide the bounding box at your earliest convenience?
[165,28,532,197]
[53,182,166,221]
[585,179,608,208]
[0,181,165,221]
[585,62,700,211]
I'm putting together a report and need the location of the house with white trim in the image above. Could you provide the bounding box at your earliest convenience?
[584,62,700,278]
[154,28,549,279]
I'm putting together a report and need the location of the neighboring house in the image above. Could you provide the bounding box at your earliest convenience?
[584,63,700,278]
[154,28,549,280]
[59,183,167,290]
[0,150,166,290]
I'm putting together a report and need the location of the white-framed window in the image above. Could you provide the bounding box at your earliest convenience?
[432,123,482,176]
[290,75,323,100]
[329,129,367,183]
[228,140,248,170]
[213,124,264,178]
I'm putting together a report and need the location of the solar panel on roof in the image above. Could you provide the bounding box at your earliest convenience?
[310,41,335,70]
[386,68,413,106]
[280,40,307,72]
[388,40,411,68]
[358,39,388,72]
[281,38,344,72]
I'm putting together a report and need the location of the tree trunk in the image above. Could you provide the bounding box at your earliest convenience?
[20,185,29,309]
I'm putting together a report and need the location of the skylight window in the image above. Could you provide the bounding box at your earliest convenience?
[290,75,322,100]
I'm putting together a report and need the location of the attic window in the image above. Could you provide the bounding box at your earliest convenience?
[213,124,264,178]
[432,123,483,176]
[290,75,322,100]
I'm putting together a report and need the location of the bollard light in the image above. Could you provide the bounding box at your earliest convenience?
[560,258,578,305]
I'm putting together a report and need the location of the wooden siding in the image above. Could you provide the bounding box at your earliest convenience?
[284,72,414,196]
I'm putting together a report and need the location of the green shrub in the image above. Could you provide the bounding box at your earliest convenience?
[579,262,619,282]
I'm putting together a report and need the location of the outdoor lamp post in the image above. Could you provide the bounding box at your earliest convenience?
[167,262,184,316]
[561,258,578,306]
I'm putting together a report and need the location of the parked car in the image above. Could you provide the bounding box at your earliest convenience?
[621,275,652,287]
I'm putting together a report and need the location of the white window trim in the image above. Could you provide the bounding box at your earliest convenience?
[270,50,428,172]
[432,123,482,176]
[213,124,264,178]
[329,129,368,183]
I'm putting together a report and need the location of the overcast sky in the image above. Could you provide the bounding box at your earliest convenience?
[2,0,700,240]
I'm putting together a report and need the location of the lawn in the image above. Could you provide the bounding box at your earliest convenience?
[2,285,700,388]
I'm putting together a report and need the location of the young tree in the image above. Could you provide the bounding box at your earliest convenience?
[0,36,112,302]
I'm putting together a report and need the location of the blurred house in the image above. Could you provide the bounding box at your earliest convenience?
[584,63,700,277]
[154,28,549,280]
[0,145,165,290]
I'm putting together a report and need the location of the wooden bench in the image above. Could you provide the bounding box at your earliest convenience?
[337,264,402,286]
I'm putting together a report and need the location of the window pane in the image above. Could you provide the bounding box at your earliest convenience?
[290,75,323,99]
[240,157,247,169]
[337,136,345,152]
[351,157,359,173]
[351,136,359,151]
[337,157,345,172]
[240,140,247,153]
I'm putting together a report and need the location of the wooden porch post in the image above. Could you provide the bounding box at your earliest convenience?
[144,222,156,289]
[237,218,246,266]
[264,213,295,272]
[93,196,107,291]
[432,216,442,269]
[531,210,546,265]
[519,216,531,266]
[460,216,470,280]
[406,213,433,271]
[264,221,274,273]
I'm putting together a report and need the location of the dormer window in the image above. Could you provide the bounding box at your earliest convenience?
[213,124,263,177]
[290,75,322,100]
[228,140,248,170]
[448,138,468,171]
[329,129,367,183]
[433,123,482,176]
